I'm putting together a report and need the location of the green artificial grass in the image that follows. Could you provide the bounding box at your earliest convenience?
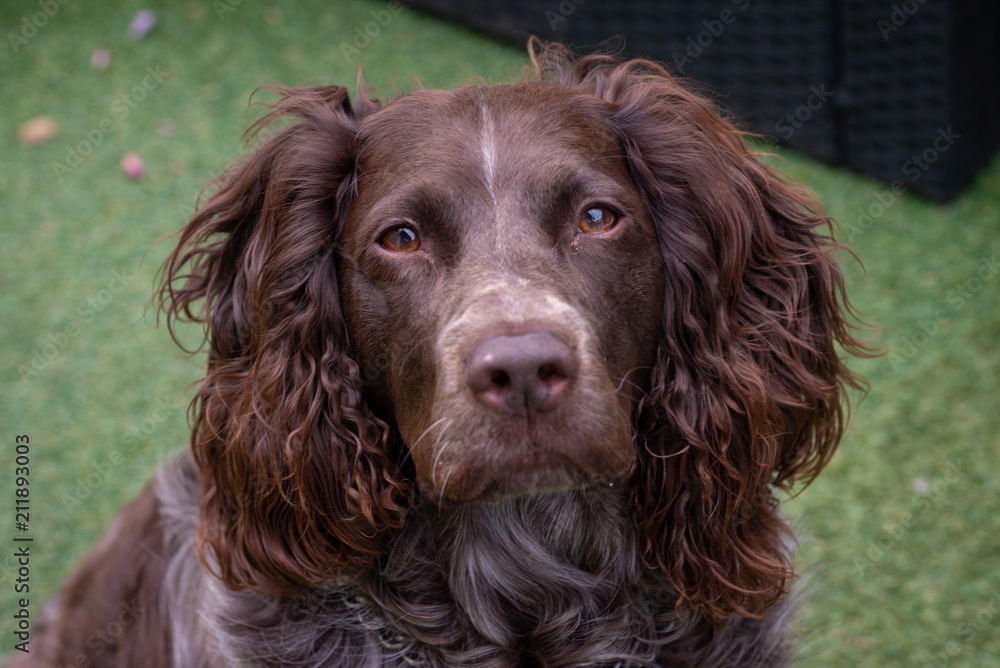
[1,1,997,665]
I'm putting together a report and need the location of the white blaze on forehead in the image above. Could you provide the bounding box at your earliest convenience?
[479,99,499,211]
[478,96,512,266]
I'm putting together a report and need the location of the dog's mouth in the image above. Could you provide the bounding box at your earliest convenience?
[410,412,635,504]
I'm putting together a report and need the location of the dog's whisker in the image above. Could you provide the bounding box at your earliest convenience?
[436,469,454,513]
[612,365,653,397]
[429,422,455,489]
[410,416,449,453]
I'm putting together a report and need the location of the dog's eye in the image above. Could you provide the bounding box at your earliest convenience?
[380,225,421,252]
[578,206,618,234]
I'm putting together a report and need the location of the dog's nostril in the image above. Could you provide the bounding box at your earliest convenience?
[489,369,511,388]
[465,332,578,417]
[537,363,561,382]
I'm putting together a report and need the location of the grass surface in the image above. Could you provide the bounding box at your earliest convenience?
[1,1,998,665]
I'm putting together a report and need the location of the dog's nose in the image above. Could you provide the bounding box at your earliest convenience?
[465,332,578,416]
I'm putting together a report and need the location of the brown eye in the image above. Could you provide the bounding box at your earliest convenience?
[578,206,618,234]
[380,225,421,252]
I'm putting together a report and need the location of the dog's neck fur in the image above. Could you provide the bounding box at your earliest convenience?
[159,452,793,667]
[374,488,659,661]
[441,490,639,646]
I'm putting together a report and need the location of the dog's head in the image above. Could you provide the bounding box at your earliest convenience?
[159,42,868,622]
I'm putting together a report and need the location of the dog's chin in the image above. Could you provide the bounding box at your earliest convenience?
[417,439,634,505]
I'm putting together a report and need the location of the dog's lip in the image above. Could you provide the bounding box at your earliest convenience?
[423,440,633,504]
[430,468,627,504]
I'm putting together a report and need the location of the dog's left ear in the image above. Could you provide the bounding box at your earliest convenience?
[575,57,872,622]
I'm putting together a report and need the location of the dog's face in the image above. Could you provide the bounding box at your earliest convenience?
[338,83,664,502]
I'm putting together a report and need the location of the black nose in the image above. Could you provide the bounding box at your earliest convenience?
[465,332,578,416]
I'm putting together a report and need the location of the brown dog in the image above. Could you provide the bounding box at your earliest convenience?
[18,41,868,667]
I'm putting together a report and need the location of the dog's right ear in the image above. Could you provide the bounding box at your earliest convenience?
[157,85,410,596]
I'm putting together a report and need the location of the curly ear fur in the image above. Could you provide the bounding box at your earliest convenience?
[157,84,409,596]
[531,41,872,622]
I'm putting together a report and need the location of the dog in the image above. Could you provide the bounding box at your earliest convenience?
[17,41,869,667]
